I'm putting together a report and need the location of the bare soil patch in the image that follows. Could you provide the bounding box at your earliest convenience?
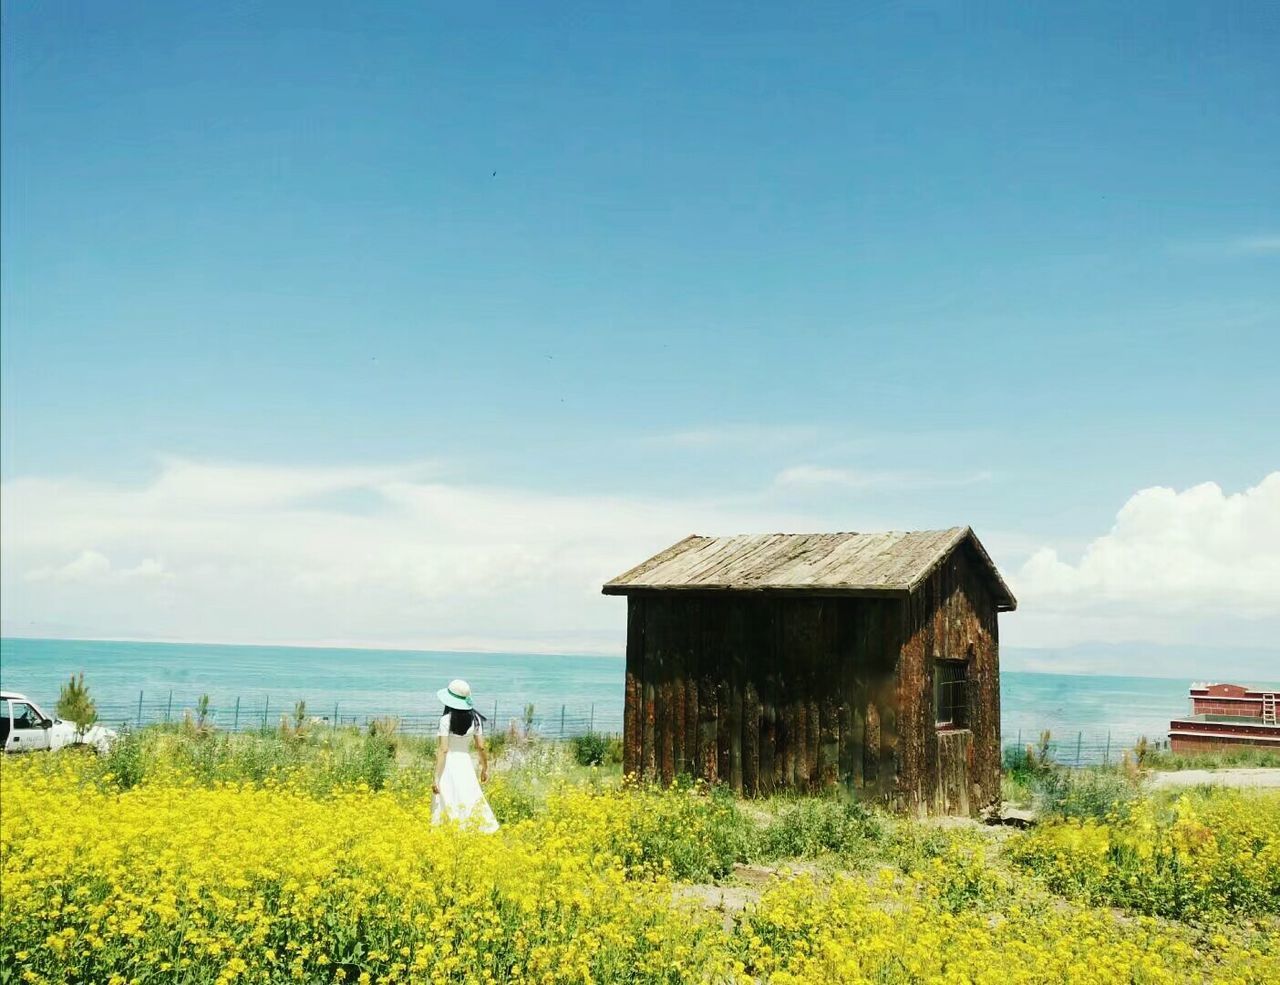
[1149,767,1280,789]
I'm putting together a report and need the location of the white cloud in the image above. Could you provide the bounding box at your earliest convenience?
[775,465,875,487]
[1012,473,1280,645]
[1232,236,1280,255]
[1,458,817,653]
[24,550,171,585]
[774,465,992,490]
[1168,234,1280,258]
[4,459,1277,656]
[641,424,820,449]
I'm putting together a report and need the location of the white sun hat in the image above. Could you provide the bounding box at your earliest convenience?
[437,679,474,710]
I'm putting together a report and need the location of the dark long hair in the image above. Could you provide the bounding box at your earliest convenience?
[444,707,486,735]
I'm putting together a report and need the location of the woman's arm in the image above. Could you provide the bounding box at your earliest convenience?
[433,735,447,794]
[476,733,489,783]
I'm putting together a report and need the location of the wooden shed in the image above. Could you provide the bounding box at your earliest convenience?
[602,527,1016,815]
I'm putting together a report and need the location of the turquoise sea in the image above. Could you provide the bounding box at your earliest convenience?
[2,637,1274,762]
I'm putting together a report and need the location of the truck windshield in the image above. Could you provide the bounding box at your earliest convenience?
[11,703,44,729]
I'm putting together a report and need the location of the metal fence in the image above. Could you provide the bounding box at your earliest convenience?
[90,691,1168,765]
[1000,729,1170,768]
[91,692,622,739]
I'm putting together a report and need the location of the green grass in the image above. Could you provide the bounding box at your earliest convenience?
[1143,745,1280,770]
[754,795,883,863]
[1000,770,1037,807]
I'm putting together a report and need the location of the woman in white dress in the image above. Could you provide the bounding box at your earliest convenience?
[431,679,499,833]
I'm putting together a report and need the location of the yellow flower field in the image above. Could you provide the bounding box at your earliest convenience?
[740,863,1278,984]
[1,755,739,984]
[1009,788,1280,919]
[2,748,1278,984]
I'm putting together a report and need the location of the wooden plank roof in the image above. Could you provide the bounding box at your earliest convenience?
[602,526,1016,610]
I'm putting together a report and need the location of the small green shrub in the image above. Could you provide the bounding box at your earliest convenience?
[278,700,312,741]
[55,672,97,738]
[883,820,951,872]
[934,844,1010,914]
[180,694,215,739]
[1004,731,1055,779]
[584,781,755,881]
[192,733,229,782]
[1034,767,1140,822]
[570,732,609,767]
[1000,770,1037,807]
[101,727,146,789]
[759,798,881,861]
[482,726,509,761]
[487,776,542,823]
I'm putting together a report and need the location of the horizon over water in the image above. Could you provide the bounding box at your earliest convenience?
[3,637,1277,752]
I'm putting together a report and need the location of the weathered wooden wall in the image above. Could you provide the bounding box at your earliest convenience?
[623,592,903,799]
[896,544,1001,815]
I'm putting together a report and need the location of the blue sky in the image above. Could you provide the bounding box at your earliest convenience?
[2,2,1278,665]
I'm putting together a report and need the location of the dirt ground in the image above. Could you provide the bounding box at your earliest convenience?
[673,863,788,930]
[1148,767,1280,789]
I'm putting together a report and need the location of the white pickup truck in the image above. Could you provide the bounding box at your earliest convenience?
[1,690,117,755]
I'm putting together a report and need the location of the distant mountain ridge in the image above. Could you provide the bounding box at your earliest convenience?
[1003,642,1279,685]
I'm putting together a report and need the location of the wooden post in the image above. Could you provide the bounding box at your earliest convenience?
[560,705,566,739]
[712,680,727,783]
[1076,731,1082,766]
[233,696,240,731]
[803,605,821,790]
[136,690,143,728]
[1104,732,1111,766]
[671,632,686,776]
[681,600,698,781]
[863,702,880,790]
[589,703,594,733]
[166,689,173,723]
[759,687,776,797]
[624,597,645,777]
[820,693,839,790]
[697,600,719,784]
[691,670,701,777]
[836,599,856,794]
[777,605,794,790]
[792,611,809,791]
[880,692,899,805]
[642,671,657,781]
[263,695,270,729]
[743,678,760,796]
[333,702,339,728]
[726,599,745,794]
[756,599,776,796]
[806,695,821,790]
[653,598,675,786]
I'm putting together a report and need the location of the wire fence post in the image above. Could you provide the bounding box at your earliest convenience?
[1104,731,1111,766]
[590,703,595,733]
[560,704,566,740]
[334,702,339,728]
[493,700,498,724]
[136,690,143,728]
[233,696,240,731]
[263,696,270,730]
[1016,728,1022,749]
[166,689,173,723]
[1076,731,1083,766]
